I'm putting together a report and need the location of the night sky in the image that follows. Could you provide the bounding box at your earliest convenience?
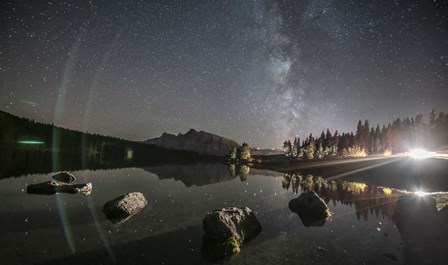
[1,0,447,148]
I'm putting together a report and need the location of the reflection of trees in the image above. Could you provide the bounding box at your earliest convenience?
[228,164,250,182]
[282,173,402,221]
[145,163,236,187]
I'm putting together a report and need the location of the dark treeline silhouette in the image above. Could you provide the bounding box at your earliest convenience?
[283,109,448,159]
[0,110,209,178]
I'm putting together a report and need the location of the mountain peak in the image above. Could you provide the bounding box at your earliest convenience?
[144,129,239,156]
[185,128,198,135]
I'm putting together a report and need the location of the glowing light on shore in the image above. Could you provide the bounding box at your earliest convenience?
[409,149,435,160]
[414,190,429,197]
[17,140,45,145]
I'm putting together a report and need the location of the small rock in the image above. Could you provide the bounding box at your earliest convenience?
[27,181,92,195]
[52,172,76,184]
[202,207,262,259]
[103,192,148,224]
[383,252,398,261]
[72,183,92,195]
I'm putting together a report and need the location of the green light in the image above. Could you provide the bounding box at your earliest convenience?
[17,140,45,145]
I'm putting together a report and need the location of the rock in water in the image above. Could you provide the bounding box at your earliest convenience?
[103,192,148,224]
[52,172,76,184]
[289,191,331,227]
[72,183,92,195]
[202,207,262,259]
[27,181,92,195]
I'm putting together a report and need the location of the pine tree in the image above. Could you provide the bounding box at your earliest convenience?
[240,142,251,160]
[283,140,292,157]
[305,133,315,159]
[229,146,238,160]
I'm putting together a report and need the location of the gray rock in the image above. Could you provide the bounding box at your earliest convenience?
[202,207,262,259]
[72,182,92,195]
[103,192,148,224]
[52,172,76,184]
[289,191,331,227]
[27,181,92,195]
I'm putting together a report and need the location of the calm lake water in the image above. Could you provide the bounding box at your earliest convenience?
[1,163,447,265]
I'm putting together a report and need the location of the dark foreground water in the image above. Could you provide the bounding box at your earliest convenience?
[1,163,447,265]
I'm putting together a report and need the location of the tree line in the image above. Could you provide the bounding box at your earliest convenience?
[229,142,251,162]
[283,109,448,159]
[0,110,204,175]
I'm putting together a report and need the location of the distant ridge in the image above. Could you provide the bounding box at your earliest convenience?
[250,148,283,156]
[144,129,239,156]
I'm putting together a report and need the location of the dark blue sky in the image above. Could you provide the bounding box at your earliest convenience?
[1,0,447,148]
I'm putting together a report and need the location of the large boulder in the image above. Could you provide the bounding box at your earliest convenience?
[103,192,148,224]
[27,181,92,195]
[289,191,331,227]
[51,172,76,184]
[202,207,262,259]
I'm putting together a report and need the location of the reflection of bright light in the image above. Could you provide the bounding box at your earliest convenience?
[414,190,429,197]
[17,140,45,145]
[127,149,133,159]
[409,149,435,160]
[433,153,448,160]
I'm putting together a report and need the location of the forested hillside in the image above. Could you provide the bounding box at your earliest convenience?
[0,110,203,178]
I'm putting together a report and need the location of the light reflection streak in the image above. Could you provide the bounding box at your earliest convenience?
[325,158,399,181]
[52,37,81,255]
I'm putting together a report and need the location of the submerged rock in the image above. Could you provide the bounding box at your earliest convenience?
[51,172,76,184]
[202,207,262,259]
[103,192,148,224]
[27,181,92,195]
[393,194,448,265]
[383,252,399,261]
[394,195,438,220]
[289,191,331,227]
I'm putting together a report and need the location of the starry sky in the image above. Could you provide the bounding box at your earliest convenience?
[1,0,447,148]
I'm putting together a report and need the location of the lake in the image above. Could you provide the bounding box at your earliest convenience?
[1,162,447,264]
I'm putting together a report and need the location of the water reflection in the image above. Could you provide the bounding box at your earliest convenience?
[228,164,251,181]
[0,147,204,179]
[282,172,448,265]
[143,163,237,187]
[393,194,448,265]
[2,159,448,265]
[282,173,402,221]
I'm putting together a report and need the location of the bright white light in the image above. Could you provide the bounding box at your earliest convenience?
[409,149,435,160]
[414,190,429,197]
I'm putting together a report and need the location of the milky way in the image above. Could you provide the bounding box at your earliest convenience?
[1,0,447,148]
